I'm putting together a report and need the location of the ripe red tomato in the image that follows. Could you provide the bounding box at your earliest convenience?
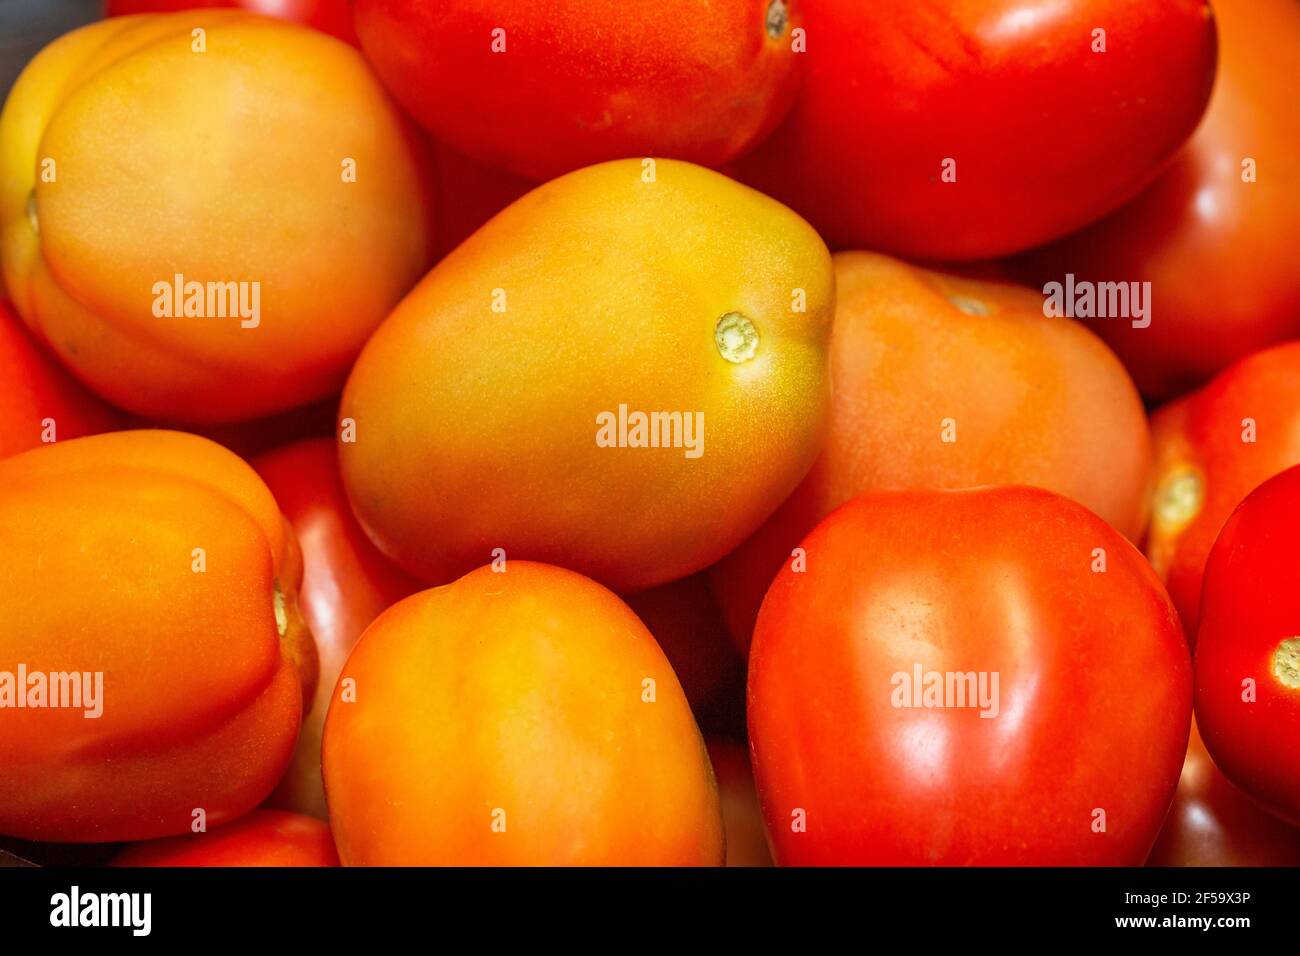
[104,0,359,44]
[1195,464,1300,826]
[0,298,119,459]
[732,0,1218,260]
[112,810,339,866]
[353,0,801,180]
[1016,0,1300,400]
[252,438,421,818]
[1146,341,1300,638]
[749,486,1190,865]
[1147,717,1300,866]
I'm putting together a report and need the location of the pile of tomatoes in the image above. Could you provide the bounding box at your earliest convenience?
[0,0,1297,868]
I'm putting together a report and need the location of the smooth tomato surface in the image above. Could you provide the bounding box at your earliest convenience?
[322,562,723,865]
[354,0,800,180]
[253,438,420,819]
[105,0,359,44]
[1146,717,1300,866]
[1016,0,1300,400]
[749,487,1190,865]
[710,252,1151,651]
[0,431,315,842]
[0,12,431,423]
[0,297,118,459]
[112,810,340,867]
[1195,465,1300,825]
[1146,341,1300,638]
[341,159,833,594]
[732,0,1217,259]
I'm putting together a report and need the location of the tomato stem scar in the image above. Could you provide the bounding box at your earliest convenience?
[715,312,759,363]
[765,0,789,39]
[273,580,288,637]
[1153,466,1204,533]
[1273,637,1300,690]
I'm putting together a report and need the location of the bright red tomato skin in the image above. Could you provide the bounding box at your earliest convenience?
[1194,465,1300,826]
[732,0,1217,260]
[1016,0,1300,400]
[749,486,1190,866]
[104,0,359,44]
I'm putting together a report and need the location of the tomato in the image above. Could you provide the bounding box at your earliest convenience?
[340,159,833,594]
[1146,717,1300,866]
[710,252,1151,651]
[112,810,340,867]
[0,12,432,423]
[0,297,119,459]
[624,574,742,724]
[104,0,359,45]
[353,0,801,180]
[252,438,420,819]
[0,430,314,842]
[707,739,773,867]
[731,0,1217,260]
[1194,464,1300,826]
[1015,0,1300,400]
[1146,341,1300,638]
[322,562,723,865]
[749,486,1190,865]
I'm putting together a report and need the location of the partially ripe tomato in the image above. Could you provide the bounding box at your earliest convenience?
[1146,717,1300,866]
[749,487,1190,865]
[1195,464,1300,826]
[322,562,723,865]
[710,252,1151,651]
[341,159,833,594]
[354,0,801,180]
[112,810,339,866]
[1146,341,1300,638]
[732,0,1217,259]
[1015,0,1300,400]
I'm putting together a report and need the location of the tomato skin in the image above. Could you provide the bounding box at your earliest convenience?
[252,438,420,820]
[0,298,119,459]
[709,252,1151,652]
[1146,342,1300,639]
[112,810,340,867]
[322,562,723,865]
[749,486,1190,865]
[1146,717,1300,866]
[0,431,314,842]
[1194,465,1300,826]
[732,0,1217,260]
[104,0,359,44]
[1016,0,1300,400]
[353,0,801,181]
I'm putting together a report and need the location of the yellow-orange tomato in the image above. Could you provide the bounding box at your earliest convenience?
[0,12,432,424]
[112,809,339,867]
[322,562,723,865]
[340,159,833,594]
[710,251,1152,648]
[0,430,315,842]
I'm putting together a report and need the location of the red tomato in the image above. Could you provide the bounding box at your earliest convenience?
[1147,717,1300,866]
[252,438,421,819]
[1195,464,1300,826]
[749,486,1190,865]
[732,0,1217,260]
[0,298,119,459]
[104,0,359,44]
[1146,341,1300,639]
[1016,0,1300,400]
[112,810,339,866]
[353,0,801,180]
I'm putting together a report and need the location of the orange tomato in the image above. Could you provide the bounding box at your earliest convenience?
[340,159,833,594]
[0,430,315,842]
[710,252,1152,649]
[1146,341,1300,637]
[112,810,340,867]
[252,438,420,819]
[0,297,118,459]
[707,739,772,867]
[0,12,432,423]
[322,562,723,865]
